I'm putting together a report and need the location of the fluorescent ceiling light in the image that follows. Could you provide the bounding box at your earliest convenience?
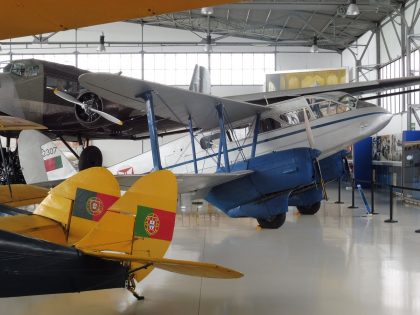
[201,7,214,15]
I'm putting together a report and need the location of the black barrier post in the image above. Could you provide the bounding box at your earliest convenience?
[371,178,378,215]
[385,186,398,223]
[335,177,344,204]
[348,179,358,209]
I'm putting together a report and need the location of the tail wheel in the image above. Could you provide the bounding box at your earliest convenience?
[296,202,321,215]
[78,146,103,171]
[257,213,286,229]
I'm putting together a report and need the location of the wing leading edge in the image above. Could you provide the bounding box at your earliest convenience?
[230,76,420,104]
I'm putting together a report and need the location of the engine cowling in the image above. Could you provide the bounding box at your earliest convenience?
[74,92,104,127]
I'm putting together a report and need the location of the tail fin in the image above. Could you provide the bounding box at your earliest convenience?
[189,64,211,94]
[75,170,177,282]
[34,167,121,244]
[18,130,76,184]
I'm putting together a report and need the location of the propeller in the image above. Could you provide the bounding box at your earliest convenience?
[303,108,328,200]
[53,89,123,126]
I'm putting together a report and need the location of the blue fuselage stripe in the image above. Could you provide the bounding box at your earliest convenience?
[166,111,382,169]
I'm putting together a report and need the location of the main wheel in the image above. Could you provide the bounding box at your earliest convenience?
[78,146,103,171]
[257,213,286,229]
[296,202,321,215]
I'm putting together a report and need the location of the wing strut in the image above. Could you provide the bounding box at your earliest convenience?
[188,116,198,174]
[251,113,261,159]
[137,91,162,171]
[216,103,230,173]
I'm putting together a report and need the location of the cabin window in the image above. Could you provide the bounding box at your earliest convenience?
[260,118,282,132]
[317,101,350,117]
[47,76,78,93]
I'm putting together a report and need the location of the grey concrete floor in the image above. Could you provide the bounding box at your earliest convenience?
[2,184,420,315]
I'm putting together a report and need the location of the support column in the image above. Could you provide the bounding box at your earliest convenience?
[216,103,230,173]
[188,116,198,174]
[251,113,260,159]
[140,91,162,170]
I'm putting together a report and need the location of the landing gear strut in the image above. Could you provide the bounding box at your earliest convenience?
[126,276,144,300]
[257,213,286,229]
[296,201,321,215]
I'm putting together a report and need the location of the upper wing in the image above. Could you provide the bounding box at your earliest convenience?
[0,0,237,40]
[0,115,46,131]
[80,250,243,279]
[231,76,420,104]
[79,73,268,130]
[116,171,253,198]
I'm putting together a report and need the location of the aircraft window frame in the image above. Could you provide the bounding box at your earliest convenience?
[10,62,26,76]
[8,63,40,77]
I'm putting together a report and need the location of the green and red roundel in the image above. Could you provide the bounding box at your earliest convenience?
[73,188,119,221]
[134,206,175,241]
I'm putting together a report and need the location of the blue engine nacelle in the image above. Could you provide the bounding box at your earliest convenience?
[205,148,320,220]
[289,150,349,208]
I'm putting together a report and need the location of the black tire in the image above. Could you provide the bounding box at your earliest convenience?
[78,146,103,171]
[257,213,286,229]
[296,201,321,215]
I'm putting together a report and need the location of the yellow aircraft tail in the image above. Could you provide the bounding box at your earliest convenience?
[74,169,178,281]
[35,167,242,281]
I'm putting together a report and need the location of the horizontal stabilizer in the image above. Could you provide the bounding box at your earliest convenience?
[0,184,49,207]
[0,115,46,131]
[80,250,243,279]
[79,73,268,130]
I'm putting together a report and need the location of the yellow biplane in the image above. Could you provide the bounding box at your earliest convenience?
[0,117,242,298]
[0,167,242,298]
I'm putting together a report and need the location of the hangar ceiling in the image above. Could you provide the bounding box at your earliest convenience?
[135,0,409,52]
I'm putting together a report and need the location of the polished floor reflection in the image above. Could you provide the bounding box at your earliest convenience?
[2,185,420,315]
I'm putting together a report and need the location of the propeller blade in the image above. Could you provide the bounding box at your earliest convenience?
[89,108,123,126]
[302,108,315,148]
[53,89,87,109]
[303,108,328,200]
[54,89,123,126]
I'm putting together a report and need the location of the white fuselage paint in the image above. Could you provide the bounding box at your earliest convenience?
[108,103,392,175]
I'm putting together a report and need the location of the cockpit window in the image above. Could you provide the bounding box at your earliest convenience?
[339,95,358,108]
[7,62,40,77]
[10,63,25,76]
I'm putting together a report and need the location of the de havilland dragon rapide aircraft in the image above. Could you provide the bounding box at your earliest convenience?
[0,59,417,229]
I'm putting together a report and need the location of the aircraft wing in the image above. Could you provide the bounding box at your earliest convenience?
[79,73,268,130]
[116,170,253,197]
[80,250,243,279]
[0,115,46,131]
[231,76,420,105]
[0,184,49,207]
[0,0,237,40]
